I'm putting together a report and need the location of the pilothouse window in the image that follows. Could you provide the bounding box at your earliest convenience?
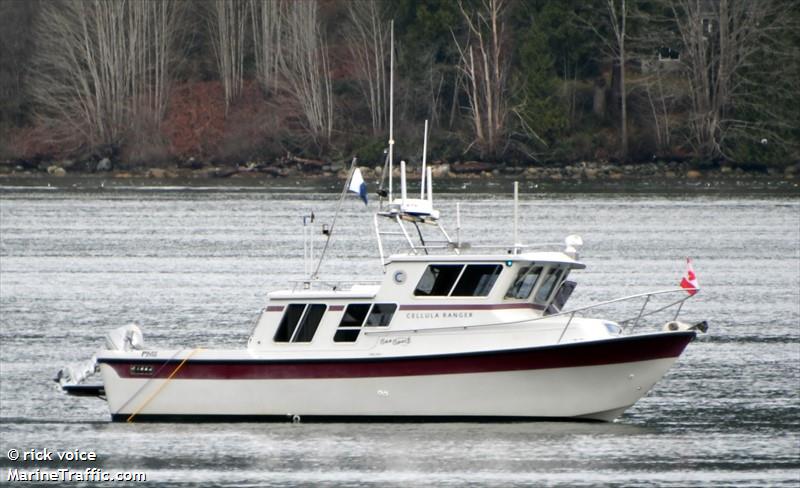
[274,304,327,343]
[505,266,543,299]
[415,264,503,297]
[451,265,503,297]
[534,268,564,305]
[414,265,463,296]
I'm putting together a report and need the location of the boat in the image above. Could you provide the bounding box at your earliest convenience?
[57,149,706,422]
[57,23,707,423]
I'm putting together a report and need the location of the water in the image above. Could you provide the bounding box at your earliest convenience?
[1,184,798,486]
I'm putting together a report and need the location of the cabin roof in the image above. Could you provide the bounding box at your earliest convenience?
[385,251,585,269]
[268,285,380,300]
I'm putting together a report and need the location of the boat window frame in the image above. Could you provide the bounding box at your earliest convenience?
[364,303,398,327]
[413,264,465,297]
[532,266,566,307]
[547,268,571,303]
[334,302,398,343]
[414,263,505,299]
[450,264,504,297]
[273,303,328,344]
[290,303,327,343]
[504,264,544,300]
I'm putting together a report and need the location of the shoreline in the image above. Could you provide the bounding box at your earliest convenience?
[2,158,799,195]
[1,170,797,195]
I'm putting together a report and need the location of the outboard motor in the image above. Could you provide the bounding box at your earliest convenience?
[105,323,144,351]
[56,324,144,397]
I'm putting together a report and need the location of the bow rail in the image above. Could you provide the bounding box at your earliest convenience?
[363,287,698,342]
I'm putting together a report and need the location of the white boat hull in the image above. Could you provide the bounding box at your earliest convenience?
[99,332,694,422]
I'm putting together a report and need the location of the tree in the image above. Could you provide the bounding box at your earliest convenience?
[391,0,462,131]
[249,0,282,96]
[577,0,629,159]
[30,0,183,150]
[0,1,37,130]
[207,0,248,112]
[666,0,799,161]
[345,0,389,135]
[452,0,512,158]
[511,12,567,157]
[280,0,333,151]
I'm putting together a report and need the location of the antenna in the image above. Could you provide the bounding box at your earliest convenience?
[388,20,394,201]
[400,160,407,205]
[427,166,433,204]
[421,119,428,199]
[513,181,519,252]
[456,202,461,247]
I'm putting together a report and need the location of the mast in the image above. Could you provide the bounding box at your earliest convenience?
[513,181,519,252]
[421,119,428,199]
[388,20,394,201]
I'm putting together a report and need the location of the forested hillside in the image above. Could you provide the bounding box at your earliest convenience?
[1,0,797,174]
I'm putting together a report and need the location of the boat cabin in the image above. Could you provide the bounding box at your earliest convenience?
[247,253,584,351]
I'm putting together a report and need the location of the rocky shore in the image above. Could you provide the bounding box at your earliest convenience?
[1,155,799,186]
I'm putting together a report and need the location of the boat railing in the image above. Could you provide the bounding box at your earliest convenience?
[363,288,697,342]
[397,242,566,256]
[551,287,696,342]
[289,278,383,292]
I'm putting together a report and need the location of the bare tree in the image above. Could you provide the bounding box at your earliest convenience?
[207,0,248,112]
[344,0,388,135]
[249,0,282,96]
[30,0,183,149]
[280,0,333,149]
[641,72,676,153]
[666,0,797,159]
[451,0,511,158]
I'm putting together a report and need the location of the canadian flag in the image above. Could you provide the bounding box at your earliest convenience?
[680,258,699,295]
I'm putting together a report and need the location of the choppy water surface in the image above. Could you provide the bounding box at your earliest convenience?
[1,183,798,486]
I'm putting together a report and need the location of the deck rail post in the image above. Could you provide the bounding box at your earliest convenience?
[557,311,576,344]
[631,294,651,332]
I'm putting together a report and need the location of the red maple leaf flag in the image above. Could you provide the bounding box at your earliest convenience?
[680,258,699,295]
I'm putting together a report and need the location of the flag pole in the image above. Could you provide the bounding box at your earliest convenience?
[311,157,357,280]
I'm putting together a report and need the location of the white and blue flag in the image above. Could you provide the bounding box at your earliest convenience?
[348,167,368,205]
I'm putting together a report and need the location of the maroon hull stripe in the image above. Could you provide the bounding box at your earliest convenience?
[400,303,545,311]
[101,332,694,380]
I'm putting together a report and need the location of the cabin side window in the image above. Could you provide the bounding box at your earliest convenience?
[415,264,503,297]
[334,303,396,342]
[274,303,327,343]
[505,266,543,299]
[365,303,397,326]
